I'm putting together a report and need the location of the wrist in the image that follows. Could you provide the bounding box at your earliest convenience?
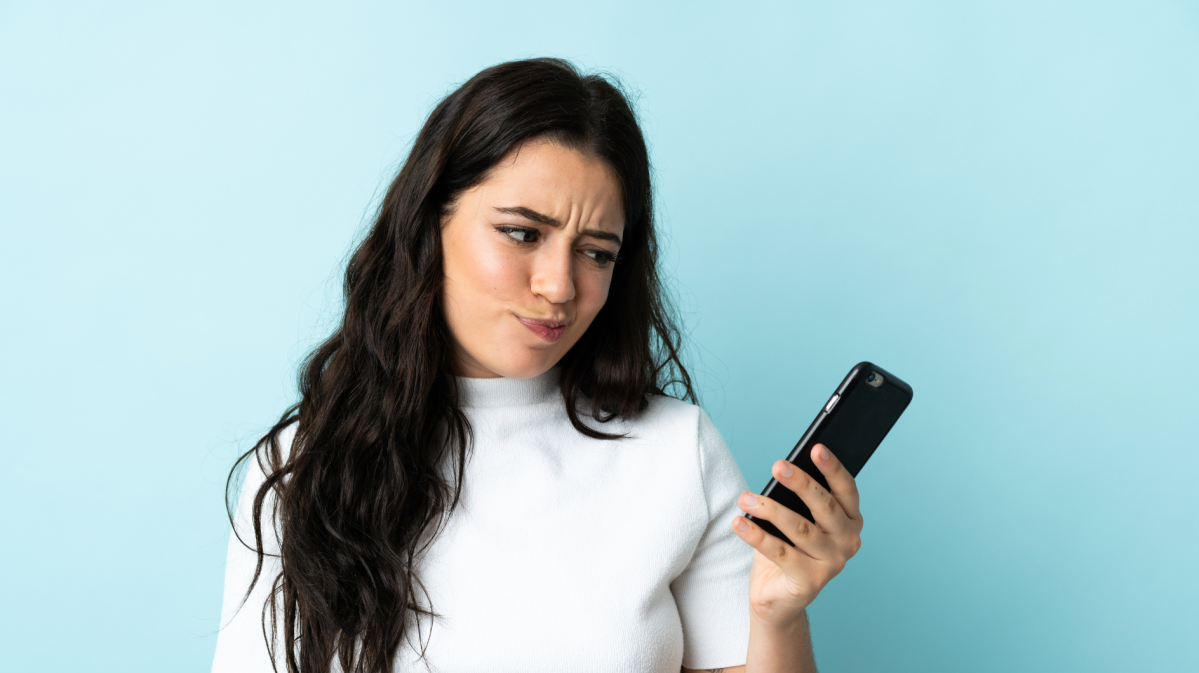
[750,607,810,636]
[749,590,815,630]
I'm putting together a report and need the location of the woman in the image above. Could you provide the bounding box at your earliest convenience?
[213,58,863,673]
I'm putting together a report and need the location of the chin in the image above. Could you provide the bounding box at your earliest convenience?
[475,340,567,379]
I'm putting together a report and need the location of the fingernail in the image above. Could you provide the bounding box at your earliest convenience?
[814,445,827,461]
[739,493,758,509]
[779,462,794,478]
[734,517,750,531]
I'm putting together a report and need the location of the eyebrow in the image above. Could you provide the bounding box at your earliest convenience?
[493,206,622,246]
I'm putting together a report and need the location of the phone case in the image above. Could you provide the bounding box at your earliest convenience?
[747,361,913,545]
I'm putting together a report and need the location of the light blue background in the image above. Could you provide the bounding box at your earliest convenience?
[2,1,1196,671]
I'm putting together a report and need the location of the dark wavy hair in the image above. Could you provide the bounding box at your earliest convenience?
[226,58,695,673]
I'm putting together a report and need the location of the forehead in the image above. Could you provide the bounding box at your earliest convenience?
[470,140,625,232]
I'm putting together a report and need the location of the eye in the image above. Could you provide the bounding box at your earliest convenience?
[497,226,539,244]
[583,249,620,267]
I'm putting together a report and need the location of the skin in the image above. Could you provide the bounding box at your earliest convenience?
[441,138,625,379]
[440,138,863,673]
[726,444,863,673]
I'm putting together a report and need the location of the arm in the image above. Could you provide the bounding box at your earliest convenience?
[681,610,815,673]
[743,608,816,673]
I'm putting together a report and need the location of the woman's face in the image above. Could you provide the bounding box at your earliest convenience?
[440,139,625,379]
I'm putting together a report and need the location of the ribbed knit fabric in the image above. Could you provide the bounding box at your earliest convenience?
[212,368,753,672]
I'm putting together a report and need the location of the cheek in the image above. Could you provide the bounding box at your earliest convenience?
[444,233,529,317]
[575,268,613,317]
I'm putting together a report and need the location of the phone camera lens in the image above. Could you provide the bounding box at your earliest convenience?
[867,374,876,382]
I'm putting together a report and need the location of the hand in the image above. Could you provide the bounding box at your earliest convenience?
[731,443,864,626]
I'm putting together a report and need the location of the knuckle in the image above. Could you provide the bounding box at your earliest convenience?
[772,537,793,563]
[793,517,811,539]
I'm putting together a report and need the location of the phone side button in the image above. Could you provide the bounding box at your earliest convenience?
[824,394,840,413]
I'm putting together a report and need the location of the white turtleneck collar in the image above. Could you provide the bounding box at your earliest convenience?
[455,366,561,408]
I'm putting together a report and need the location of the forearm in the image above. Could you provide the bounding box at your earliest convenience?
[744,610,817,673]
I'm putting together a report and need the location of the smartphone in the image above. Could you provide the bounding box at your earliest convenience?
[747,361,913,545]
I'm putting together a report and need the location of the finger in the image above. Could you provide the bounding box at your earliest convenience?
[768,458,852,535]
[731,512,820,573]
[737,491,832,559]
[810,444,862,521]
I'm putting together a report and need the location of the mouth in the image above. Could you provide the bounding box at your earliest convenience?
[516,316,569,344]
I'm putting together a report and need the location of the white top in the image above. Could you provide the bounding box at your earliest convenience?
[212,368,753,672]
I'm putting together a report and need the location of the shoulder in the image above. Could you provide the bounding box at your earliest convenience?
[639,394,746,495]
[626,395,740,483]
[635,393,708,433]
[609,394,705,455]
[244,419,299,483]
[230,420,299,544]
[633,395,726,450]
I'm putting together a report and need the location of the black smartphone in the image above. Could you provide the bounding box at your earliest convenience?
[747,361,913,545]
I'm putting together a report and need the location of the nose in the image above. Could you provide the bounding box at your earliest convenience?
[529,243,575,305]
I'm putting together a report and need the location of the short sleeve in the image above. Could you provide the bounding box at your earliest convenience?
[670,409,753,669]
[211,425,293,673]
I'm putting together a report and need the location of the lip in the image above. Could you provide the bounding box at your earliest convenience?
[517,316,570,344]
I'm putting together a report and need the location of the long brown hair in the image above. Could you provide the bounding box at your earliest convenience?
[227,58,694,673]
